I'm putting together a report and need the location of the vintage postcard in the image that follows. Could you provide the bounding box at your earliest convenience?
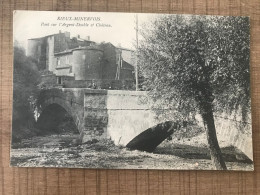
[11,10,253,170]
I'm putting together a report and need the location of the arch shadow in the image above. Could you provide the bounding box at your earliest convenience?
[36,103,79,135]
[126,121,179,152]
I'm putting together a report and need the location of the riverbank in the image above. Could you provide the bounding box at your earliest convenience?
[10,133,253,170]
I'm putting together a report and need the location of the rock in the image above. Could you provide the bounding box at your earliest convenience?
[85,139,99,145]
[72,138,81,146]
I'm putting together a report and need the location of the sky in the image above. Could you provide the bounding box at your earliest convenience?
[13,10,156,52]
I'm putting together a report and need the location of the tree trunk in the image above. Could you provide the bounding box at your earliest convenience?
[201,102,227,170]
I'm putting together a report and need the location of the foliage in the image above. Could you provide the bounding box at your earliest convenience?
[138,15,250,121]
[12,42,41,140]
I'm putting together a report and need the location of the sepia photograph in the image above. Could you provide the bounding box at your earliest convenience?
[11,10,253,170]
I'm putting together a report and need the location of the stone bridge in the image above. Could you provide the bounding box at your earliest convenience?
[37,88,166,146]
[37,88,253,159]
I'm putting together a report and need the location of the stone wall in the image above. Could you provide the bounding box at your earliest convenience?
[72,49,103,80]
[214,115,253,160]
[55,52,73,69]
[120,60,135,80]
[81,89,163,144]
[82,90,108,142]
[41,73,56,85]
[105,90,163,145]
[195,113,253,160]
[53,33,69,53]
[101,43,118,80]
[46,36,55,72]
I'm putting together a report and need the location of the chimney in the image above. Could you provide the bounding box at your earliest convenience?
[78,35,80,38]
[59,30,62,34]
[65,31,70,38]
[86,36,90,41]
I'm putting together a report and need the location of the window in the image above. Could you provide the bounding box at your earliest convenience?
[66,56,70,64]
[57,57,60,66]
[57,77,62,85]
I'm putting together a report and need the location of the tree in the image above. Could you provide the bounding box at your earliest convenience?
[12,42,41,142]
[138,15,250,170]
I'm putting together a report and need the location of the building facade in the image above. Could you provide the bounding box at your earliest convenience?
[28,31,135,89]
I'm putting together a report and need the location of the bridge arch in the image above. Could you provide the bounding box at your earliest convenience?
[36,103,79,134]
[37,88,85,135]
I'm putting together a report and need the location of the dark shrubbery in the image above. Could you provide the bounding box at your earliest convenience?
[12,43,41,143]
